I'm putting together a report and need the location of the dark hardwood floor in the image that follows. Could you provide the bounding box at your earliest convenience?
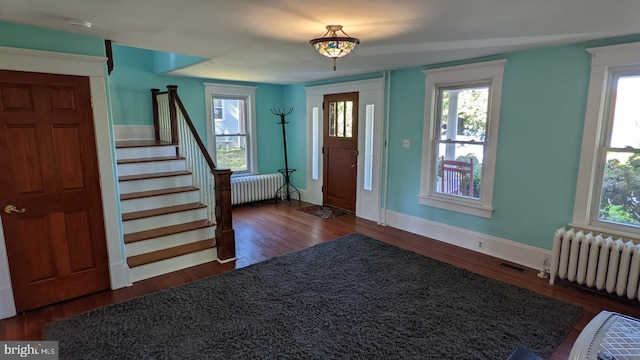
[2,201,640,359]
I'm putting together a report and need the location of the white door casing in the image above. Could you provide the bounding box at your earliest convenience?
[0,46,128,320]
[305,78,384,222]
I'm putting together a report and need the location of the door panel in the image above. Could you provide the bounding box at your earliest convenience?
[0,70,110,312]
[323,92,358,212]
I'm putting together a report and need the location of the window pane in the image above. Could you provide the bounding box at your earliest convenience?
[215,135,247,171]
[337,101,345,137]
[328,100,354,138]
[364,104,374,190]
[439,87,489,142]
[213,97,246,135]
[329,102,336,137]
[435,143,483,199]
[598,151,640,227]
[610,76,640,149]
[346,101,353,138]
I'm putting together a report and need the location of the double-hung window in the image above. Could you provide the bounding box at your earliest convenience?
[419,60,506,218]
[204,83,257,175]
[573,42,640,235]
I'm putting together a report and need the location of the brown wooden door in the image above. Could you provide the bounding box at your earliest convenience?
[323,92,359,212]
[0,70,110,312]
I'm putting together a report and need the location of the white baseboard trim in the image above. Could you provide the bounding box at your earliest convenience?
[114,125,154,141]
[110,261,132,289]
[385,210,551,272]
[0,286,16,319]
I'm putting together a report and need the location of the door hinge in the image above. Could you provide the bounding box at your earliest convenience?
[321,147,324,154]
[321,186,323,193]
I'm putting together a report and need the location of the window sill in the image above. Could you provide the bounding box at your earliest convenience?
[568,222,640,240]
[418,193,493,218]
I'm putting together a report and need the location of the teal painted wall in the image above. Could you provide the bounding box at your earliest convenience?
[0,21,104,56]
[109,44,287,174]
[384,37,640,250]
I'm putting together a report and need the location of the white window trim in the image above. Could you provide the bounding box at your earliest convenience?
[571,42,640,237]
[418,60,507,218]
[204,82,258,175]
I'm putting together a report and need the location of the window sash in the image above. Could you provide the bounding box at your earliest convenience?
[572,43,640,235]
[419,59,506,218]
[432,85,489,201]
[204,83,257,175]
[590,69,640,229]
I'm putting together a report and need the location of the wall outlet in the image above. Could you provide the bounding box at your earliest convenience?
[402,139,410,148]
[478,241,483,248]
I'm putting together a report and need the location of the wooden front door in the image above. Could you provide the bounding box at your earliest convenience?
[323,92,359,212]
[0,70,110,312]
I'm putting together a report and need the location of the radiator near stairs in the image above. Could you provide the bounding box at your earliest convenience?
[549,227,640,301]
[231,173,283,205]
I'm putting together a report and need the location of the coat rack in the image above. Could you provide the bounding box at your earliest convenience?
[272,108,300,205]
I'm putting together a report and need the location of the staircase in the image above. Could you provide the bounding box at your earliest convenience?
[116,140,217,283]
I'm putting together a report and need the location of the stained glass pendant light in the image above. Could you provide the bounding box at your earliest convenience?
[309,25,360,71]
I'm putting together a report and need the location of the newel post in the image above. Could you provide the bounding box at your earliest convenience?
[213,168,235,261]
[166,85,179,144]
[151,88,160,141]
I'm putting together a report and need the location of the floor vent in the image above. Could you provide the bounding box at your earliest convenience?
[499,262,526,273]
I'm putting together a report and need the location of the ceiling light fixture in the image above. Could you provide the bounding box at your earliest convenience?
[309,25,360,71]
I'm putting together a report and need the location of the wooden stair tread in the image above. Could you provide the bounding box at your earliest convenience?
[124,220,214,244]
[117,156,185,165]
[115,140,175,148]
[127,239,215,268]
[120,186,198,201]
[122,202,206,221]
[119,170,191,182]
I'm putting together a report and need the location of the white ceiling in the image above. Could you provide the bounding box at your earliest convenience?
[2,0,640,84]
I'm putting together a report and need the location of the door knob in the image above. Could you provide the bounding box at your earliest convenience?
[4,205,26,214]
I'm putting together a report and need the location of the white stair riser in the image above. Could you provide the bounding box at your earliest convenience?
[117,159,186,176]
[125,227,215,257]
[116,145,177,160]
[120,191,200,213]
[119,174,193,194]
[123,207,208,234]
[129,248,218,283]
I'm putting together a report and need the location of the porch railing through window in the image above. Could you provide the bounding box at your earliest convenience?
[151,86,235,261]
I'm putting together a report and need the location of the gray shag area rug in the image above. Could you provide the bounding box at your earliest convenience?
[43,233,583,359]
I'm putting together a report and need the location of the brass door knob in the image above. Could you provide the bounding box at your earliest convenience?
[4,205,26,214]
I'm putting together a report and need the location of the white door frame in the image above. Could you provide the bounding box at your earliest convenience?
[305,78,384,222]
[0,46,128,320]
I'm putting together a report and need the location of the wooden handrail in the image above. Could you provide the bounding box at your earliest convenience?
[167,86,217,171]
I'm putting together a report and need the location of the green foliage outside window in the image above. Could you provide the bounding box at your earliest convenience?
[599,154,640,226]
